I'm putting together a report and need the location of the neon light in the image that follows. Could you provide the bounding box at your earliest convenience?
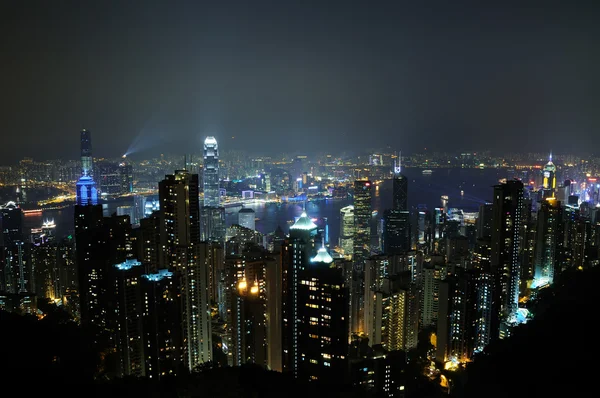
[114,258,142,271]
[143,269,173,281]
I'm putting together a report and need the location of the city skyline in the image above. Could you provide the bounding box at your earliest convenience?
[2,2,600,395]
[1,1,599,162]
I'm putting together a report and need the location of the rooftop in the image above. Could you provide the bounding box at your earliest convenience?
[289,211,317,231]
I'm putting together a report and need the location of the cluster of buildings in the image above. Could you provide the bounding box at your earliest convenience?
[2,129,600,396]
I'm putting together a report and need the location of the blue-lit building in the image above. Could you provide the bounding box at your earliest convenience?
[76,129,98,206]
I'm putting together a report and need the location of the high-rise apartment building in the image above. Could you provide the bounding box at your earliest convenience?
[283,211,318,376]
[158,169,212,369]
[159,170,200,266]
[232,278,267,367]
[491,179,525,327]
[297,244,348,383]
[533,198,563,287]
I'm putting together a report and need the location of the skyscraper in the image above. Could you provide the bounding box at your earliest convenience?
[202,137,226,245]
[491,179,525,326]
[542,153,557,199]
[383,209,411,254]
[203,136,220,208]
[159,170,200,267]
[283,211,318,376]
[158,169,212,369]
[533,198,563,287]
[339,205,355,257]
[0,202,27,295]
[353,181,373,268]
[297,243,348,383]
[232,278,267,367]
[352,180,372,335]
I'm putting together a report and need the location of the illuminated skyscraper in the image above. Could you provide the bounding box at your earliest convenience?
[202,137,225,245]
[533,198,563,287]
[297,243,348,383]
[491,180,525,327]
[113,258,145,377]
[283,211,318,376]
[158,170,212,369]
[141,269,183,378]
[203,136,220,207]
[542,153,557,199]
[353,181,373,267]
[0,202,27,295]
[339,205,355,256]
[352,180,372,335]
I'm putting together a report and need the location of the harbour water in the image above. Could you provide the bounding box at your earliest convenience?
[19,168,508,245]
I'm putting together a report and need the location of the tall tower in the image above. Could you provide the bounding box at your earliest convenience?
[201,137,225,245]
[491,180,525,327]
[283,211,318,376]
[542,153,557,199]
[351,180,372,335]
[76,129,98,206]
[297,242,348,383]
[203,136,220,208]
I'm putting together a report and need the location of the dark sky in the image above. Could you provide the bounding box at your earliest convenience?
[1,0,599,162]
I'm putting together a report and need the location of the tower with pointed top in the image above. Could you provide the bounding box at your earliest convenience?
[201,136,225,245]
[542,153,557,199]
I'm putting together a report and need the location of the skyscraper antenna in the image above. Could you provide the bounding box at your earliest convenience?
[183,154,186,170]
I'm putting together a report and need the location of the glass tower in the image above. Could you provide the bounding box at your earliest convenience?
[203,136,220,207]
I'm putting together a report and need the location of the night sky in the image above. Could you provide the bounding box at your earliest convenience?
[1,0,599,162]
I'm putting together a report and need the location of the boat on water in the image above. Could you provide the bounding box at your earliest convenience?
[422,169,433,175]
